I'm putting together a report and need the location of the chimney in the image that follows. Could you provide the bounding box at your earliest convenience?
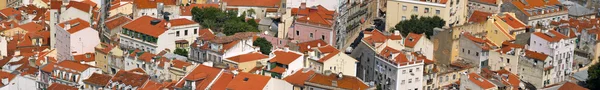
[64,22,70,30]
[284,46,290,52]
[394,30,400,36]
[317,43,321,47]
[300,2,307,9]
[1,77,8,85]
[80,61,85,64]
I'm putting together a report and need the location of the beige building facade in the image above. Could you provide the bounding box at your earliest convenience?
[386,0,468,31]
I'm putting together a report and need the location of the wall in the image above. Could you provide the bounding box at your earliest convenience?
[413,36,434,60]
[518,57,551,89]
[386,0,467,31]
[0,75,38,90]
[288,23,336,46]
[323,53,357,76]
[109,3,133,17]
[134,8,159,18]
[349,41,379,83]
[1,27,27,37]
[70,28,101,55]
[169,24,201,45]
[155,33,176,54]
[222,38,255,58]
[459,74,484,90]
[95,50,109,73]
[61,8,91,23]
[488,49,521,73]
[458,36,487,69]
[395,60,424,90]
[55,24,73,61]
[283,53,304,78]
[264,78,294,90]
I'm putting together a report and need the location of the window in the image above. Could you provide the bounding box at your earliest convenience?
[403,70,406,74]
[176,31,180,37]
[403,5,407,11]
[413,6,418,12]
[416,78,419,82]
[296,31,299,36]
[425,8,430,13]
[321,35,325,40]
[184,30,188,36]
[468,50,470,54]
[462,49,464,52]
[476,52,479,56]
[310,33,313,38]
[194,29,198,34]
[453,74,456,79]
[402,16,406,20]
[507,59,510,63]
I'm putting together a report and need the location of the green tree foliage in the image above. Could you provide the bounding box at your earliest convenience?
[392,15,445,37]
[174,48,189,57]
[587,63,600,89]
[247,19,259,28]
[253,38,273,54]
[191,7,259,35]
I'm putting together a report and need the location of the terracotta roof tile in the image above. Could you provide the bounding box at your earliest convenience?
[307,73,370,90]
[226,72,271,90]
[270,66,286,74]
[67,1,93,12]
[467,73,495,89]
[122,16,167,37]
[73,53,95,62]
[57,18,92,34]
[226,52,268,63]
[198,29,215,40]
[18,22,44,32]
[169,18,197,26]
[500,14,526,29]
[510,0,562,16]
[105,15,132,30]
[316,45,342,62]
[48,83,78,90]
[41,62,55,72]
[209,32,255,44]
[296,39,328,53]
[56,60,92,73]
[496,69,520,89]
[175,65,221,89]
[0,71,16,87]
[524,50,548,61]
[222,0,281,7]
[533,30,569,42]
[139,80,168,90]
[469,11,492,23]
[83,73,112,86]
[296,7,335,27]
[269,50,302,65]
[283,69,315,86]
[0,8,21,19]
[558,82,589,90]
[362,30,388,45]
[111,70,150,87]
[134,0,177,9]
[170,60,192,69]
[210,72,234,90]
[404,33,423,48]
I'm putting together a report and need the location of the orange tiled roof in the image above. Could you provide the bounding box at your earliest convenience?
[317,45,342,62]
[379,46,400,58]
[48,83,78,90]
[283,69,316,86]
[170,60,192,69]
[511,0,562,16]
[524,50,548,61]
[270,66,286,74]
[41,62,55,72]
[404,33,423,48]
[307,73,370,90]
[363,30,388,45]
[169,18,197,26]
[269,50,302,65]
[478,0,497,4]
[226,72,271,90]
[139,80,168,90]
[532,30,569,42]
[122,16,167,37]
[56,60,92,73]
[198,29,215,40]
[296,39,328,53]
[83,73,112,86]
[73,53,95,62]
[18,22,44,32]
[134,0,177,9]
[500,14,526,29]
[295,7,335,27]
[175,65,221,89]
[210,72,234,90]
[105,15,132,30]
[67,1,93,12]
[467,73,495,89]
[222,0,280,7]
[558,82,589,90]
[496,69,520,90]
[469,11,492,23]
[0,8,21,19]
[226,52,268,63]
[0,71,16,87]
[111,70,150,87]
[57,18,92,34]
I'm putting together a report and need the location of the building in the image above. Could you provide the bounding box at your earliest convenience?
[190,32,256,63]
[488,41,524,74]
[301,43,358,76]
[132,0,179,19]
[467,0,502,14]
[518,49,554,88]
[119,16,199,54]
[107,69,150,90]
[1,22,43,37]
[283,68,373,90]
[101,15,132,44]
[264,48,304,79]
[168,59,195,81]
[501,0,568,27]
[386,0,468,30]
[288,5,337,46]
[223,52,269,72]
[108,2,133,17]
[82,73,112,90]
[47,83,78,90]
[226,72,294,90]
[95,43,125,74]
[189,29,215,63]
[50,60,100,88]
[528,30,575,84]
[542,82,589,90]
[49,1,97,50]
[179,4,219,20]
[349,29,403,84]
[221,0,283,19]
[404,33,434,59]
[459,32,498,71]
[460,73,497,90]
[172,65,234,90]
[559,0,596,19]
[55,18,101,62]
[123,50,171,81]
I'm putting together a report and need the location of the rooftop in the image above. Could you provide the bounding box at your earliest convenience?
[83,73,112,86]
[269,50,302,65]
[532,30,569,42]
[222,0,281,7]
[57,18,92,34]
[122,16,167,37]
[467,73,495,89]
[226,72,271,90]
[226,52,269,63]
[111,70,150,87]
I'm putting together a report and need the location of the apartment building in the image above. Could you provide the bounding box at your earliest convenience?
[404,33,434,59]
[55,18,101,62]
[119,16,199,54]
[49,60,100,88]
[519,49,554,88]
[95,43,125,74]
[168,59,195,81]
[223,52,269,72]
[221,0,283,19]
[107,69,150,90]
[82,73,112,90]
[123,50,171,81]
[172,65,233,90]
[288,5,337,46]
[190,32,256,64]
[264,48,304,79]
[459,32,497,72]
[386,0,468,30]
[101,15,132,44]
[189,29,215,63]
[349,29,403,83]
[49,1,97,50]
[529,30,575,84]
[488,41,524,74]
[132,0,179,19]
[303,44,358,76]
[501,0,568,27]
[467,0,502,14]
[460,73,497,90]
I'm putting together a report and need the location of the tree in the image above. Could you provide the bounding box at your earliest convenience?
[247,9,256,18]
[587,63,600,89]
[174,48,189,57]
[192,7,259,36]
[392,15,445,37]
[253,38,273,54]
[247,19,259,28]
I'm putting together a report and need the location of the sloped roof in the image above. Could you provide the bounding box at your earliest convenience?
[83,73,112,86]
[222,0,281,7]
[283,69,316,86]
[296,39,328,53]
[180,4,219,16]
[18,22,44,32]
[105,15,132,30]
[307,73,370,90]
[111,70,150,87]
[269,50,302,65]
[467,73,495,89]
[468,11,492,23]
[122,16,167,37]
[57,18,92,34]
[524,50,548,61]
[48,83,78,90]
[511,0,562,16]
[133,0,177,9]
[174,65,222,89]
[56,60,92,73]
[404,33,424,48]
[532,30,569,42]
[226,52,269,63]
[226,72,271,90]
